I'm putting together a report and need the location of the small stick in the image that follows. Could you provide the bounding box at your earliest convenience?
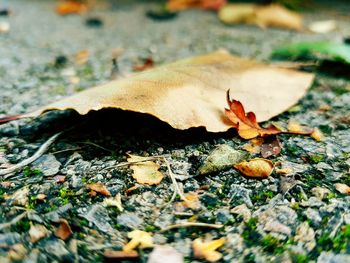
[160,222,224,232]
[0,132,61,177]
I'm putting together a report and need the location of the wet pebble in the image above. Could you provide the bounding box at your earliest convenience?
[32,154,61,176]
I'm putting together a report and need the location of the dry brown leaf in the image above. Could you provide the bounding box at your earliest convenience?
[192,237,225,262]
[86,182,111,196]
[287,120,313,134]
[234,158,274,179]
[167,0,226,11]
[55,219,73,241]
[123,230,154,252]
[219,4,302,31]
[133,57,154,72]
[225,92,281,139]
[127,155,164,185]
[2,51,314,132]
[104,250,139,260]
[335,183,350,195]
[310,128,324,141]
[56,1,87,15]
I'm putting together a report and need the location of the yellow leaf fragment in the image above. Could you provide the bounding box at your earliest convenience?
[219,4,302,31]
[127,155,164,185]
[311,128,324,141]
[192,237,225,262]
[335,183,350,195]
[243,138,264,154]
[181,192,201,210]
[234,158,274,179]
[123,230,154,252]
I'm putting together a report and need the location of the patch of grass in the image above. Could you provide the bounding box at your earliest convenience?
[309,154,325,164]
[251,190,274,204]
[261,234,285,254]
[316,225,350,253]
[242,218,260,246]
[11,219,30,232]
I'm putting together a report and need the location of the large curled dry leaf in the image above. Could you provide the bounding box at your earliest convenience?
[167,0,227,11]
[127,155,164,185]
[192,237,225,262]
[219,4,302,31]
[4,51,313,132]
[234,158,274,179]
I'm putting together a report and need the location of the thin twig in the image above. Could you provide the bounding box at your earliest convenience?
[0,211,28,231]
[160,222,224,232]
[0,132,61,177]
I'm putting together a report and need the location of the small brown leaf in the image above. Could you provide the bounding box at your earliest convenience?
[261,136,281,158]
[335,183,350,195]
[192,237,225,262]
[225,91,281,139]
[133,57,154,72]
[287,120,313,135]
[104,250,139,260]
[127,155,164,185]
[55,219,73,241]
[86,182,111,196]
[56,1,87,15]
[234,158,274,179]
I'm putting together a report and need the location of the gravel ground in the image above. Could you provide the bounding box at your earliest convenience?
[0,0,350,262]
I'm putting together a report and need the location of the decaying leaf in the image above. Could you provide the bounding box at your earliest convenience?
[180,192,201,210]
[123,230,154,252]
[287,120,313,134]
[225,92,281,139]
[56,1,87,15]
[219,4,302,31]
[272,42,350,65]
[234,158,274,179]
[127,155,164,185]
[55,219,73,241]
[1,51,314,132]
[260,136,281,158]
[167,0,227,11]
[243,138,264,154]
[104,250,139,260]
[310,128,324,141]
[133,57,154,71]
[86,182,111,197]
[335,183,350,195]
[192,237,225,262]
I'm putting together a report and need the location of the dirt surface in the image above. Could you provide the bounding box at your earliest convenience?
[0,0,350,262]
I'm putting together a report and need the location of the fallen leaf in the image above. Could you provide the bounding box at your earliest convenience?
[242,138,264,154]
[167,0,226,11]
[56,1,87,15]
[308,20,336,34]
[225,91,281,139]
[74,50,89,65]
[234,158,274,179]
[276,167,293,174]
[86,182,111,196]
[260,136,281,158]
[192,237,225,262]
[127,155,164,185]
[335,183,350,195]
[123,230,153,252]
[29,224,49,243]
[287,120,313,134]
[219,4,302,31]
[310,128,324,141]
[1,51,314,132]
[272,42,350,65]
[148,245,184,263]
[133,57,154,71]
[180,192,201,210]
[55,219,73,241]
[104,250,139,260]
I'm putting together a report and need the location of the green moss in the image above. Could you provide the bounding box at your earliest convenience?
[317,225,350,253]
[309,154,325,164]
[291,253,309,263]
[251,190,274,204]
[23,167,42,177]
[261,234,285,254]
[11,219,30,232]
[242,218,260,246]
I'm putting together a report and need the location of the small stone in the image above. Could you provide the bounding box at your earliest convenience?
[317,252,350,263]
[229,184,253,208]
[294,222,316,252]
[230,204,251,222]
[0,233,21,246]
[117,212,143,229]
[23,248,40,263]
[8,244,27,261]
[32,154,61,176]
[311,186,331,200]
[300,196,324,208]
[303,208,322,226]
[80,204,114,233]
[5,186,29,206]
[29,224,49,243]
[263,219,292,236]
[216,209,233,224]
[43,239,71,261]
[148,245,183,263]
[0,21,10,33]
[199,145,245,175]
